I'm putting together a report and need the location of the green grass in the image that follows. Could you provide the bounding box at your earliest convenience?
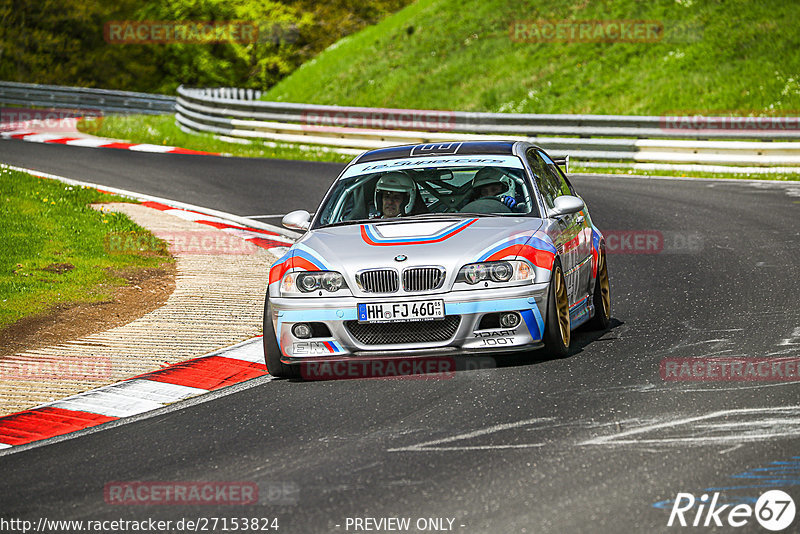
[78,0,800,182]
[0,167,173,329]
[80,115,352,163]
[264,0,800,116]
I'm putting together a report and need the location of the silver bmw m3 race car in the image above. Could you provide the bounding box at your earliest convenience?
[263,141,610,378]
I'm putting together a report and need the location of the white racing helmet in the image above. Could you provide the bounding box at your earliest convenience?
[374,172,416,215]
[471,167,512,197]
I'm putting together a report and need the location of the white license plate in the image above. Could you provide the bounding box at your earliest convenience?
[357,300,445,323]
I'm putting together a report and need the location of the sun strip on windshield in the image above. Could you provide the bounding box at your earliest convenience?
[342,155,524,179]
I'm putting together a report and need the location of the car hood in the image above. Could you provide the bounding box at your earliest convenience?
[289,216,548,293]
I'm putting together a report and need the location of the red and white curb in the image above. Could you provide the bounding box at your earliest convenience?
[1,118,218,155]
[0,337,269,449]
[139,200,294,255]
[0,165,302,452]
[1,163,301,243]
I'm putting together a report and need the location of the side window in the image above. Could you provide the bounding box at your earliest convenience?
[550,163,576,196]
[538,151,572,197]
[561,173,577,196]
[525,149,560,209]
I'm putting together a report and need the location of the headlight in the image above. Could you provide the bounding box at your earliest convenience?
[281,270,348,295]
[456,260,534,285]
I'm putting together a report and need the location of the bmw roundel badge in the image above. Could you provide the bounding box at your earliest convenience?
[395,254,408,262]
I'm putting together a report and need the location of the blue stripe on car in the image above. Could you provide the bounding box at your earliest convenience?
[363,218,474,244]
[520,309,542,340]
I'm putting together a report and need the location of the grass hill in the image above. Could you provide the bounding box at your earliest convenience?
[263,0,800,115]
[1,0,410,93]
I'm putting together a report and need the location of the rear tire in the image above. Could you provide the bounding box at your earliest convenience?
[543,263,570,357]
[263,296,300,379]
[588,249,611,330]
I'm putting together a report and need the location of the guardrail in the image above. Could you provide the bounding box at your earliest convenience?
[2,81,798,169]
[0,81,175,115]
[175,86,800,167]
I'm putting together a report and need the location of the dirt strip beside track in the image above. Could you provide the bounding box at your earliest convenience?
[0,203,277,416]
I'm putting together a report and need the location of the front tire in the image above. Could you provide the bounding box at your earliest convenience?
[263,297,300,379]
[588,249,611,330]
[543,263,570,357]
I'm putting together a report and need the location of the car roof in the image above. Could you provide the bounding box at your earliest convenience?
[354,141,517,164]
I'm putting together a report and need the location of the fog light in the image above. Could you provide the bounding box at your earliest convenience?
[500,312,520,328]
[292,323,313,339]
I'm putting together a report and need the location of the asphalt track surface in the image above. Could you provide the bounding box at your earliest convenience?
[1,140,799,533]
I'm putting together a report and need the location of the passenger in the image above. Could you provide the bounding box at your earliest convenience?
[471,167,517,208]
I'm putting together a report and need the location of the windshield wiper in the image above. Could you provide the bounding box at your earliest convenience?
[450,212,505,217]
[320,212,506,228]
[408,213,477,219]
[320,219,371,228]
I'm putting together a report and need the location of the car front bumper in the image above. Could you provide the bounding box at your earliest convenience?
[267,282,550,364]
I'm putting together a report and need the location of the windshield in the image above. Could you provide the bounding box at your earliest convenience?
[315,156,538,227]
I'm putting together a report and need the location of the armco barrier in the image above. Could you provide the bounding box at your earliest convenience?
[2,81,799,168]
[0,81,175,115]
[175,85,800,167]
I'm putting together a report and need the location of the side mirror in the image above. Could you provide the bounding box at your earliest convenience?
[548,195,584,218]
[282,209,311,231]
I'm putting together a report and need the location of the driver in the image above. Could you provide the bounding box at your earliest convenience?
[373,172,416,218]
[471,167,517,209]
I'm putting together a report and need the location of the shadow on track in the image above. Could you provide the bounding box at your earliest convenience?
[272,317,624,381]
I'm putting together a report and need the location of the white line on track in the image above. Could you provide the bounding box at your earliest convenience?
[388,405,800,453]
[388,417,554,452]
[580,406,800,446]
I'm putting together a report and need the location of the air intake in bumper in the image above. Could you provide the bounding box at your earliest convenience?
[345,316,461,345]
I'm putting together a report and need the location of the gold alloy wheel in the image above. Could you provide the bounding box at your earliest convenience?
[554,267,570,347]
[597,252,611,319]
